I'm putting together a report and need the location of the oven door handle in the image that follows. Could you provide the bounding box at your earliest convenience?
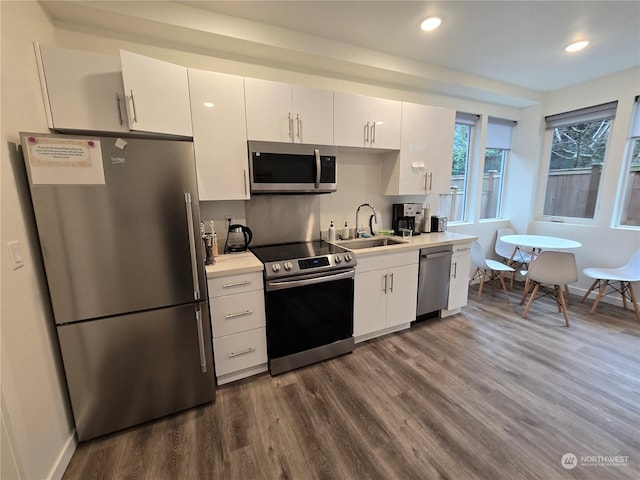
[267,269,354,291]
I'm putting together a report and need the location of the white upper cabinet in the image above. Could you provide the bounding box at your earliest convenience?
[37,44,129,133]
[382,102,456,195]
[245,78,333,144]
[120,50,192,137]
[334,93,401,149]
[37,45,193,137]
[188,69,249,201]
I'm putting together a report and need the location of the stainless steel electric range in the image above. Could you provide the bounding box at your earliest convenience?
[250,240,357,375]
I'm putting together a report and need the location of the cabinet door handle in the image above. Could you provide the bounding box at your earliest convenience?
[129,89,138,123]
[383,273,388,293]
[243,169,248,197]
[288,112,293,140]
[389,272,394,292]
[296,113,301,140]
[223,280,251,289]
[364,121,370,145]
[224,310,253,319]
[429,172,433,191]
[228,347,255,358]
[424,173,428,191]
[452,261,458,279]
[371,122,376,144]
[115,92,124,125]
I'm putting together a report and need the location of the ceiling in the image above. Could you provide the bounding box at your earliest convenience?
[39,1,640,108]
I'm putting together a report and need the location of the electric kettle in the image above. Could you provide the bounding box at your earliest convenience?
[225,224,253,253]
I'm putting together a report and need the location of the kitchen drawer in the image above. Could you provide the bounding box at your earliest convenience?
[355,250,418,273]
[211,289,265,337]
[213,327,267,376]
[208,271,263,298]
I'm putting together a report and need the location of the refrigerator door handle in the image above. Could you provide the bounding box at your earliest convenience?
[184,193,201,300]
[195,304,207,373]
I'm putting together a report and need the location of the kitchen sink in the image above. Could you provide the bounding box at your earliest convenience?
[337,237,408,250]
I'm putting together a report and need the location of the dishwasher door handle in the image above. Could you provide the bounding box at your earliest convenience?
[421,251,451,260]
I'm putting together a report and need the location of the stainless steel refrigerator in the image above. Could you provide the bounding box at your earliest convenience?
[20,132,215,442]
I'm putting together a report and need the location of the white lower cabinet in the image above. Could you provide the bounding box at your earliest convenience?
[442,242,472,317]
[208,271,267,384]
[354,251,419,342]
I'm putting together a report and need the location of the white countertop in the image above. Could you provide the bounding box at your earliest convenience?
[332,232,477,257]
[205,232,476,277]
[205,251,264,278]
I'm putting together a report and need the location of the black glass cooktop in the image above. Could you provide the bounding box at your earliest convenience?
[250,240,348,263]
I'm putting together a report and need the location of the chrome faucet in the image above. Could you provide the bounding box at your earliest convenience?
[355,203,378,238]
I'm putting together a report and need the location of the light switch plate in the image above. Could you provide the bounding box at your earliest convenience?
[7,240,24,270]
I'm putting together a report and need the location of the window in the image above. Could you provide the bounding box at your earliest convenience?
[439,113,478,222]
[480,118,515,219]
[542,102,617,219]
[619,98,640,226]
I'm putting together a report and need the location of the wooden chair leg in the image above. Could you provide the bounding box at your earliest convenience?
[581,279,599,303]
[556,285,570,327]
[498,272,510,304]
[563,284,572,306]
[626,282,640,321]
[523,283,539,318]
[520,278,532,306]
[478,270,486,298]
[590,280,609,314]
[620,281,628,310]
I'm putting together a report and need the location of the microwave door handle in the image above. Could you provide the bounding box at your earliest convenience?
[314,148,321,189]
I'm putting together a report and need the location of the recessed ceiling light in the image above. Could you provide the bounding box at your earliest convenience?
[420,17,442,32]
[565,40,589,53]
[203,102,215,108]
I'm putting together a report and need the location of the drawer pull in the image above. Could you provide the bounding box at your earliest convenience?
[228,347,256,358]
[222,280,251,289]
[224,310,253,319]
[455,247,471,253]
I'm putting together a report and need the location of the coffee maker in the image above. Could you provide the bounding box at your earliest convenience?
[392,203,423,237]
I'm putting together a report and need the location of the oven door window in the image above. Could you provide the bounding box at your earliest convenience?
[265,277,353,359]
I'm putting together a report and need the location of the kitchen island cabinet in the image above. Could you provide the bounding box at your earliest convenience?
[244,78,334,144]
[382,102,456,195]
[334,93,401,149]
[353,250,418,342]
[188,69,249,200]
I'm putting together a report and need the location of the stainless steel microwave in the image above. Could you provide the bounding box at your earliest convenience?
[248,141,337,194]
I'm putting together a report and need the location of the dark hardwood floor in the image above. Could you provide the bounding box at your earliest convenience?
[63,284,639,480]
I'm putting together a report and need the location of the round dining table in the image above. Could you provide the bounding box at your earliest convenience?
[500,234,582,254]
[500,234,581,306]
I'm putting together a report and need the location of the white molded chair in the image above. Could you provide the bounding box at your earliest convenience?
[469,240,515,304]
[581,249,640,320]
[495,227,533,287]
[520,251,578,326]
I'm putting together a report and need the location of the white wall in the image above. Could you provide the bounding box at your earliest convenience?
[530,68,640,301]
[1,4,76,480]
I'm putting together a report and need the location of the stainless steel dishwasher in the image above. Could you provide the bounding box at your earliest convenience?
[417,245,453,316]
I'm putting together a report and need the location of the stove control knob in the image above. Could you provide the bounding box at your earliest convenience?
[344,253,353,263]
[335,255,342,263]
[283,261,293,271]
[271,264,281,273]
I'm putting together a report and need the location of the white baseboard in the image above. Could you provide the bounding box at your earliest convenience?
[49,432,76,480]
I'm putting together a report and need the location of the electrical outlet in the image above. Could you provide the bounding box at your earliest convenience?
[224,215,233,226]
